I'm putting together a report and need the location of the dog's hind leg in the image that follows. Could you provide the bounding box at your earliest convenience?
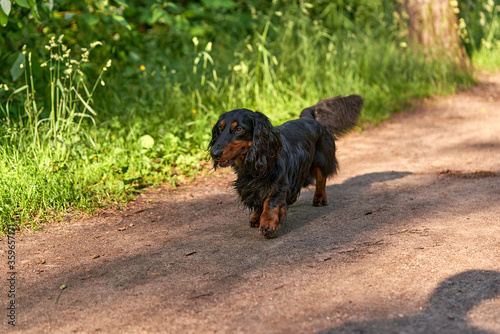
[312,167,328,207]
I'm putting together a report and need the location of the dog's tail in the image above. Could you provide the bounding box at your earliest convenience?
[300,95,363,138]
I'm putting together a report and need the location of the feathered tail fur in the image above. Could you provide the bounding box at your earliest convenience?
[300,95,363,137]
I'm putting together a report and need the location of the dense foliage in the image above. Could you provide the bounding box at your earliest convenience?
[1,0,499,232]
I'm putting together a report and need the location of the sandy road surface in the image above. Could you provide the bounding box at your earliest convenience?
[2,75,500,333]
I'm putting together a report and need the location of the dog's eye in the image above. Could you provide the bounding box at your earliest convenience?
[217,125,223,133]
[234,126,244,134]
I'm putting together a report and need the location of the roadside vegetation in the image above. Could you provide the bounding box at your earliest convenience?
[1,0,499,233]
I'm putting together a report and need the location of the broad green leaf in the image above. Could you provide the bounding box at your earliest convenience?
[15,0,30,9]
[165,3,181,14]
[28,0,37,18]
[114,0,128,7]
[10,52,25,81]
[1,0,11,16]
[201,0,235,9]
[183,9,196,19]
[139,135,155,149]
[81,13,99,26]
[115,180,124,191]
[149,7,165,25]
[0,5,8,26]
[112,14,131,30]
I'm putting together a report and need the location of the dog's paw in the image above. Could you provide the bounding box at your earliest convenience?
[250,210,262,227]
[312,198,328,207]
[258,202,284,238]
[260,225,276,238]
[249,211,261,228]
[259,217,277,238]
[312,195,328,207]
[313,189,328,207]
[249,218,260,228]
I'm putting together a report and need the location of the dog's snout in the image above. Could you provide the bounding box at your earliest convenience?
[211,148,222,161]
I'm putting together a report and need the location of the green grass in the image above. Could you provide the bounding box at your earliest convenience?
[0,152,116,230]
[1,2,498,234]
[473,42,500,72]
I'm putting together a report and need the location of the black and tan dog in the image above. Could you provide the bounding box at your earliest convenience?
[209,95,363,238]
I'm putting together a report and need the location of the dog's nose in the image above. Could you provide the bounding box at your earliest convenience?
[211,149,222,161]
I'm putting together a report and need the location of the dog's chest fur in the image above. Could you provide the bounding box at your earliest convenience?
[233,164,285,210]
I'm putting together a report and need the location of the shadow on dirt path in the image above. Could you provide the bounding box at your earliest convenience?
[273,171,413,237]
[2,75,500,333]
[320,270,500,334]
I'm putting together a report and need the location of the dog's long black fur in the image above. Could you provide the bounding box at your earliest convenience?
[208,95,363,238]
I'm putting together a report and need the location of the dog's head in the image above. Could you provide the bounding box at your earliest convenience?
[208,109,282,177]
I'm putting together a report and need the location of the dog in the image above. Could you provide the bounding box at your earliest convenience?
[208,95,363,238]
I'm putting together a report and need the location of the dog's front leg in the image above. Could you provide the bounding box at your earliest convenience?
[259,196,287,238]
[249,209,262,228]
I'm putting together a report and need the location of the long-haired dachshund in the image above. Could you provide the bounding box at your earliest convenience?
[208,95,363,238]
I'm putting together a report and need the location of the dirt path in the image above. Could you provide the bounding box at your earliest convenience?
[2,75,500,333]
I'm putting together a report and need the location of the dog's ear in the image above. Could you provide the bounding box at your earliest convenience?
[243,112,282,177]
[208,118,222,169]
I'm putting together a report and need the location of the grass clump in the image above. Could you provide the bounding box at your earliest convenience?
[0,37,130,233]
